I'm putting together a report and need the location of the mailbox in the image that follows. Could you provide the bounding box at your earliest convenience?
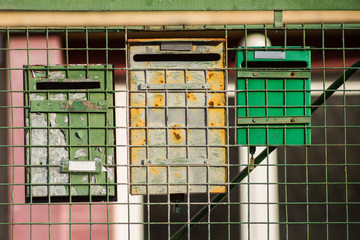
[24,65,116,201]
[129,38,227,195]
[237,47,311,145]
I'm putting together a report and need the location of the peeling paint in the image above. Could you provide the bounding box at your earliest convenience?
[30,94,45,101]
[69,93,86,101]
[49,93,66,100]
[49,71,65,79]
[74,149,87,159]
[81,176,88,183]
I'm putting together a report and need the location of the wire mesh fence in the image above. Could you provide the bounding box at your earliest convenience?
[0,24,360,240]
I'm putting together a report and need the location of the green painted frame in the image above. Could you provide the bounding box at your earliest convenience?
[1,0,360,11]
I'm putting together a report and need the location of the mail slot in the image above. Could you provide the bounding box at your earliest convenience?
[236,47,311,145]
[24,64,116,201]
[129,38,227,195]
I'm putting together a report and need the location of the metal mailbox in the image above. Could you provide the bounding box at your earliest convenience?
[129,38,227,195]
[24,65,116,201]
[237,47,311,145]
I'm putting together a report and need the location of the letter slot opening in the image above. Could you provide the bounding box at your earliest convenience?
[133,53,221,62]
[36,81,101,90]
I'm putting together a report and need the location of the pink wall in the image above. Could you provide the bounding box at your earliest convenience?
[8,34,110,240]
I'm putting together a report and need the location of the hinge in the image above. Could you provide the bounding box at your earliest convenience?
[274,10,283,28]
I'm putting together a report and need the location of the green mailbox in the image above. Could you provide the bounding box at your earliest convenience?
[237,47,311,145]
[24,65,116,201]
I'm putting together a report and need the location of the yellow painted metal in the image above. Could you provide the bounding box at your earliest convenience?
[128,38,227,195]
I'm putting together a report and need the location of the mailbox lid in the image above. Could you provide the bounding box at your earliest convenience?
[236,46,311,68]
[24,64,116,201]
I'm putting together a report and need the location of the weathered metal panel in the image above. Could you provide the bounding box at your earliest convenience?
[24,64,116,201]
[1,0,360,11]
[129,38,227,195]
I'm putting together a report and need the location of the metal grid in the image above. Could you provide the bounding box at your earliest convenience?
[0,24,360,240]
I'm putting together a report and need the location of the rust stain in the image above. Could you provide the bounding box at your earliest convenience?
[153,93,164,107]
[207,71,225,90]
[130,108,145,127]
[175,173,180,178]
[208,94,226,107]
[173,131,181,140]
[150,167,160,175]
[185,72,194,83]
[186,92,197,101]
[131,188,139,194]
[210,186,226,193]
[208,109,226,127]
[130,129,146,145]
[170,124,184,144]
[153,71,165,84]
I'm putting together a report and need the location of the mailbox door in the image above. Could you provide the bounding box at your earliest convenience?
[129,39,227,195]
[24,65,115,201]
[236,48,311,145]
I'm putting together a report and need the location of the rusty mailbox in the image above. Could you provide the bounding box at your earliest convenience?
[128,38,227,195]
[24,65,116,201]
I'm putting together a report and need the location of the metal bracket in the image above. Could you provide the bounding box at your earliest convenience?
[139,83,211,90]
[142,158,211,166]
[237,70,311,79]
[237,116,311,125]
[274,10,283,28]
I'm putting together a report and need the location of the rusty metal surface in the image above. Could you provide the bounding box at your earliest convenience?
[129,38,227,195]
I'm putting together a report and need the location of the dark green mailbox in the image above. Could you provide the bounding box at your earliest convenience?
[24,65,116,201]
[237,47,311,145]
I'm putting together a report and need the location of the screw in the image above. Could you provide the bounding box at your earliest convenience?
[204,161,208,164]
[252,118,256,123]
[291,72,295,76]
[147,85,150,88]
[252,72,257,76]
[291,118,295,122]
